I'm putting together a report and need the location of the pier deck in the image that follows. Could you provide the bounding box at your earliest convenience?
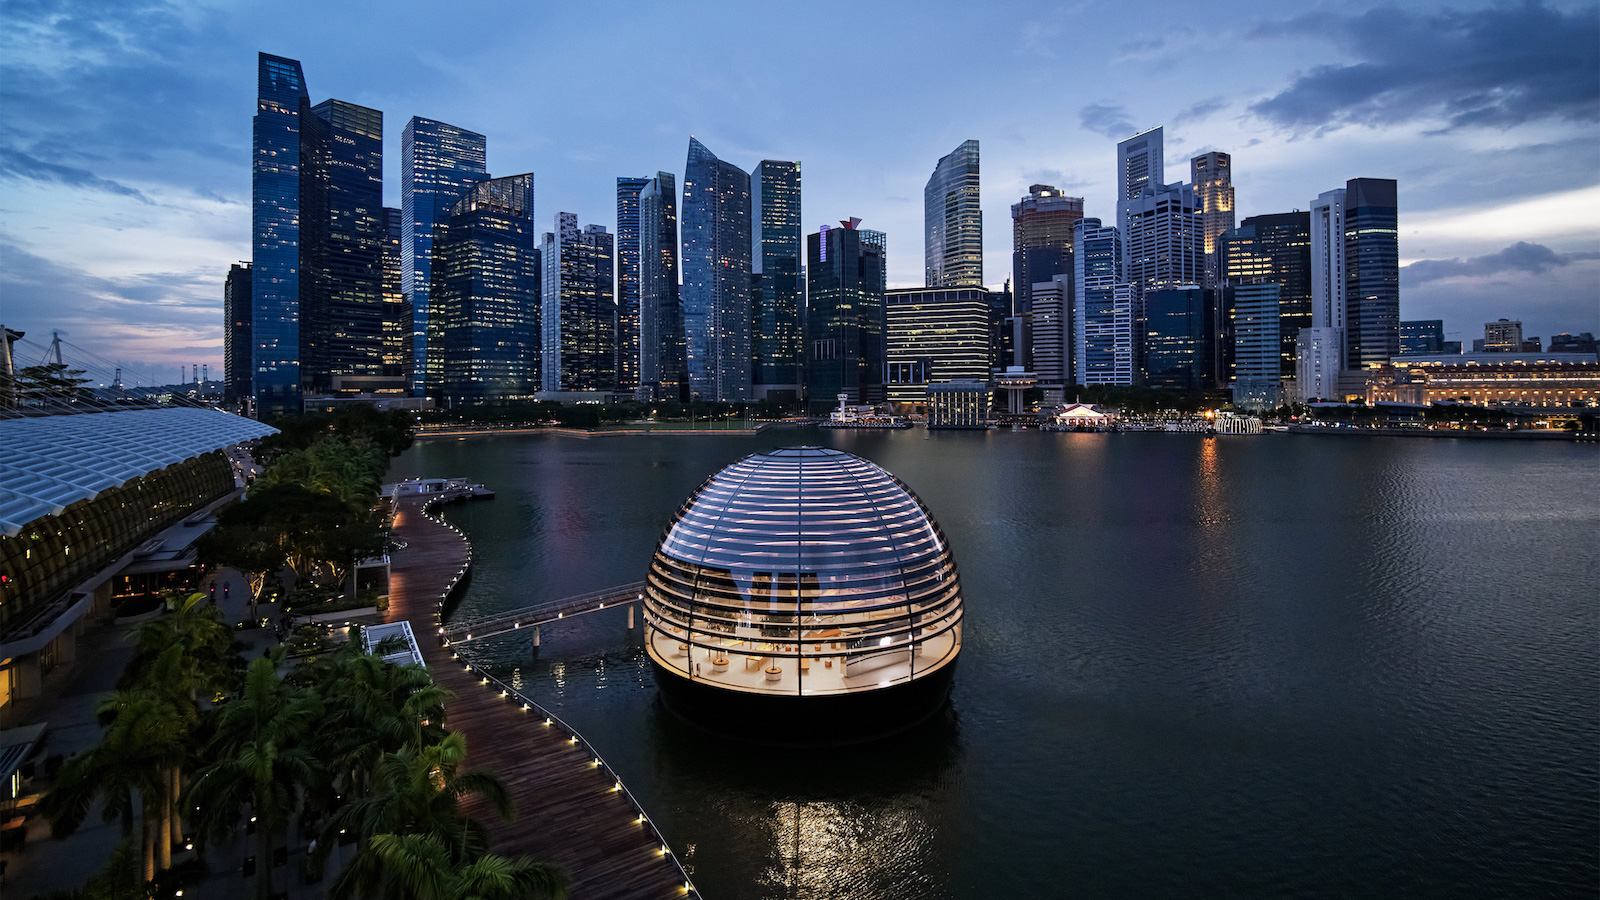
[387,493,691,899]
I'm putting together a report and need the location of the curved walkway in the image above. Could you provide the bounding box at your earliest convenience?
[387,493,695,899]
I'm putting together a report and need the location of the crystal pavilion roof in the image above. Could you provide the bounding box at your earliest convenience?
[0,407,277,536]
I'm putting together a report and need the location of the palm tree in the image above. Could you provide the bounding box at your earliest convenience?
[310,647,451,805]
[365,832,567,900]
[320,732,519,900]
[42,686,189,882]
[187,657,324,900]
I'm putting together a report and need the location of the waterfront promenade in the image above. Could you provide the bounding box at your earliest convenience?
[387,493,692,899]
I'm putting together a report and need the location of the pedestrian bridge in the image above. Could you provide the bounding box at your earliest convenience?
[442,581,646,644]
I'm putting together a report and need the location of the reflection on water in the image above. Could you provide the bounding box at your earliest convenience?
[392,431,1600,899]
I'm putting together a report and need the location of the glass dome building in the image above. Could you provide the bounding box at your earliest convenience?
[644,447,963,741]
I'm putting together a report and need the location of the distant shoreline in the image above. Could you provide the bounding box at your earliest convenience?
[1286,425,1582,441]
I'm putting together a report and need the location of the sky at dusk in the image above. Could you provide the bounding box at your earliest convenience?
[1,0,1596,384]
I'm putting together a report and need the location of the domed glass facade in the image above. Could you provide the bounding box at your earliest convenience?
[644,447,962,700]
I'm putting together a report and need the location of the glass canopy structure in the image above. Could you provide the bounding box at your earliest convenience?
[644,447,962,707]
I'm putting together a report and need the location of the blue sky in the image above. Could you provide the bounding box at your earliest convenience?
[1,0,1596,383]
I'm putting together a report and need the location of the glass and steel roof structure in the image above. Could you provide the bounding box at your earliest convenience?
[645,446,962,697]
[0,408,276,536]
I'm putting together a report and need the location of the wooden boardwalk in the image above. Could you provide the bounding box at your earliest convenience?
[388,493,694,899]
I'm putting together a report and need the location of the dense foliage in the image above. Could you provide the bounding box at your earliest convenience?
[41,595,567,900]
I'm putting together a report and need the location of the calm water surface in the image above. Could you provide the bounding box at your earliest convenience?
[389,429,1599,899]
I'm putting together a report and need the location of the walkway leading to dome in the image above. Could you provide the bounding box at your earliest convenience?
[388,492,695,899]
[442,581,647,644]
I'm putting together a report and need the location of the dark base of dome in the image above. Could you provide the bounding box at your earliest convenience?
[649,659,957,746]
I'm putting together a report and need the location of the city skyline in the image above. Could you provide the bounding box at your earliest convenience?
[1,0,1596,380]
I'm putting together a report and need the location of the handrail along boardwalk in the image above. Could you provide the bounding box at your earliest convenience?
[387,490,697,898]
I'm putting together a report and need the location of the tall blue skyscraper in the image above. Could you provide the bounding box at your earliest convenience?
[1143,287,1213,390]
[1074,218,1132,386]
[432,175,538,407]
[924,140,982,288]
[681,138,752,401]
[251,52,310,417]
[616,177,650,393]
[638,172,684,401]
[751,160,802,401]
[401,117,488,398]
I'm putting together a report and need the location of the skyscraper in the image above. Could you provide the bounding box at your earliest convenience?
[223,262,252,406]
[1220,211,1311,381]
[432,175,538,406]
[751,160,803,402]
[1190,151,1234,290]
[1224,283,1282,408]
[1028,274,1072,391]
[401,117,488,398]
[380,207,411,389]
[807,220,887,406]
[1344,178,1399,371]
[251,52,310,417]
[638,172,684,401]
[540,213,616,393]
[1116,126,1163,243]
[1074,218,1132,386]
[1299,188,1347,400]
[1011,184,1084,330]
[924,139,982,288]
[301,99,389,396]
[1123,181,1204,382]
[884,287,992,408]
[681,138,752,401]
[1143,287,1213,390]
[616,177,650,393]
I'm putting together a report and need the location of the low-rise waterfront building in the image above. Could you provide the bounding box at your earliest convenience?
[1366,352,1600,407]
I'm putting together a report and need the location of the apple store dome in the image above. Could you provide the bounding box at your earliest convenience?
[644,447,962,741]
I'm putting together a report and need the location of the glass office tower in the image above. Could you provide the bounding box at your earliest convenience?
[1400,320,1444,355]
[223,262,252,406]
[1225,282,1282,408]
[380,207,410,387]
[432,175,539,407]
[639,172,685,401]
[681,138,752,401]
[251,53,310,417]
[1074,218,1133,386]
[540,214,617,392]
[806,221,887,407]
[1344,178,1400,370]
[751,160,803,401]
[1143,287,1213,389]
[615,177,650,393]
[1220,211,1311,381]
[924,139,982,288]
[302,99,388,396]
[401,117,488,398]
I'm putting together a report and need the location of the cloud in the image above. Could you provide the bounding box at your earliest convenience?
[0,144,151,201]
[1249,1,1600,133]
[1175,97,1228,123]
[1402,241,1600,284]
[1079,103,1136,140]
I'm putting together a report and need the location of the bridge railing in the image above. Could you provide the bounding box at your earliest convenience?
[442,581,646,641]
